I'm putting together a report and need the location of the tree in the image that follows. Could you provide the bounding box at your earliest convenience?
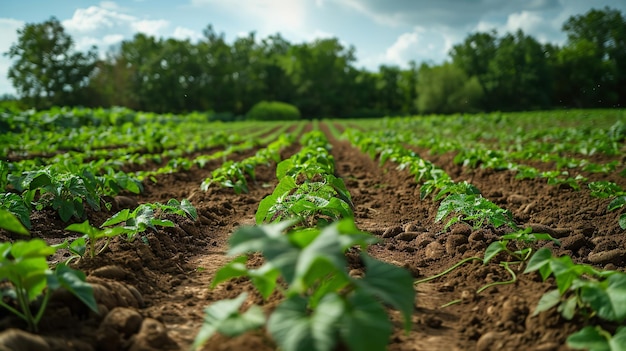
[449,31,497,110]
[415,62,483,114]
[5,17,97,109]
[486,30,552,110]
[561,7,626,107]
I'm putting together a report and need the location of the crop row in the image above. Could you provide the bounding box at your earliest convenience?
[340,126,626,349]
[193,130,415,351]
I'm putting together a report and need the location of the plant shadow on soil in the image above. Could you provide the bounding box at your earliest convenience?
[0,122,625,351]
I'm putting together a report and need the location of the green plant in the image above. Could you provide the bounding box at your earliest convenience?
[100,199,197,242]
[567,325,626,351]
[55,220,127,262]
[588,181,626,229]
[0,239,98,332]
[525,248,626,348]
[0,209,29,235]
[246,101,301,121]
[193,219,415,351]
[435,193,516,230]
[0,192,31,229]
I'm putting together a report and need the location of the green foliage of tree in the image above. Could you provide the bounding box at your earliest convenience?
[416,62,483,114]
[4,7,626,115]
[5,17,97,109]
[246,101,301,121]
[561,7,626,107]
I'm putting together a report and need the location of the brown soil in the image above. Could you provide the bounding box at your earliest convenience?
[1,121,625,351]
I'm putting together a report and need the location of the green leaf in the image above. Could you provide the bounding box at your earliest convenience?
[267,294,343,351]
[484,241,507,264]
[191,293,264,351]
[0,209,29,235]
[101,209,130,227]
[339,289,392,351]
[57,198,76,222]
[608,196,626,212]
[50,263,98,313]
[180,199,198,220]
[580,273,626,322]
[610,327,626,351]
[619,214,626,230]
[291,224,349,294]
[256,177,297,224]
[29,173,52,190]
[356,254,415,331]
[558,296,577,320]
[211,256,249,288]
[567,326,611,351]
[532,289,561,317]
[524,248,553,276]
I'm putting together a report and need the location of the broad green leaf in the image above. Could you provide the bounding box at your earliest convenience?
[150,218,175,227]
[66,220,100,236]
[524,248,553,276]
[567,326,611,351]
[228,221,299,282]
[256,177,297,224]
[180,199,198,220]
[619,214,626,230]
[50,263,98,313]
[248,263,281,300]
[532,289,561,316]
[192,293,263,351]
[211,256,249,288]
[57,199,76,222]
[483,241,506,264]
[29,173,52,190]
[608,196,626,212]
[610,327,626,351]
[340,289,392,351]
[0,209,29,235]
[580,273,626,322]
[291,222,352,294]
[356,254,415,331]
[215,304,265,337]
[558,296,577,320]
[101,209,130,227]
[268,294,343,351]
[550,256,578,294]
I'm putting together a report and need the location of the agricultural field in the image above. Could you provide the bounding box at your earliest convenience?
[1,107,625,351]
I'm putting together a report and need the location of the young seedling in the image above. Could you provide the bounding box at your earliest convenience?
[588,181,626,229]
[193,219,415,351]
[0,239,98,332]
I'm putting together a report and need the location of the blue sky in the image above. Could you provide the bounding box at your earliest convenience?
[1,0,626,97]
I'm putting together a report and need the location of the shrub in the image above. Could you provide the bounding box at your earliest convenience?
[246,101,301,121]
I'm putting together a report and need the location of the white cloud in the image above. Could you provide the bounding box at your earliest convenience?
[103,34,125,45]
[132,19,169,37]
[172,27,202,41]
[99,1,120,11]
[360,27,453,70]
[384,30,422,64]
[191,0,309,35]
[62,6,134,32]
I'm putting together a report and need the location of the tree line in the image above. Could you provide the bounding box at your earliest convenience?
[5,7,626,117]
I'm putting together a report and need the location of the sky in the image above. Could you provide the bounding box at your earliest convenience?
[1,0,625,97]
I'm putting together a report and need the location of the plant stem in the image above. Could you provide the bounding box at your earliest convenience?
[414,257,482,285]
[476,261,517,294]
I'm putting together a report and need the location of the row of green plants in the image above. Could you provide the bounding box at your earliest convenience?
[0,197,198,333]
[192,130,415,351]
[200,133,297,194]
[1,160,142,225]
[342,126,625,349]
